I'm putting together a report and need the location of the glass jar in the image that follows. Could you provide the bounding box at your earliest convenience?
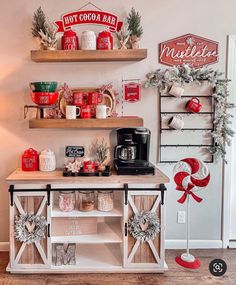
[79,191,95,212]
[59,191,76,212]
[97,191,114,212]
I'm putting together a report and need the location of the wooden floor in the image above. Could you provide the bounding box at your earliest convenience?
[0,249,236,285]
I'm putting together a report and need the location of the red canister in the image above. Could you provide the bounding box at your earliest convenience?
[97,31,113,50]
[61,30,79,50]
[22,148,39,171]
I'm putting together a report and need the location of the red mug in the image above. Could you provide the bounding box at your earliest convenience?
[87,92,103,105]
[83,161,95,173]
[73,92,85,106]
[81,105,92,119]
[186,97,202,113]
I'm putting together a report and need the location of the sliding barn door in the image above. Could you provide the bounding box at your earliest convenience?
[9,192,51,269]
[123,191,165,269]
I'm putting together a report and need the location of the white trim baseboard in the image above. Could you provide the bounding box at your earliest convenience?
[0,242,9,252]
[165,239,223,249]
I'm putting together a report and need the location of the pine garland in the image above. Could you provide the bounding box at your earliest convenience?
[144,64,222,90]
[144,64,235,162]
[210,80,235,162]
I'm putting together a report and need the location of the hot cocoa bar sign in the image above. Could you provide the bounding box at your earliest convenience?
[159,34,219,67]
[55,9,122,33]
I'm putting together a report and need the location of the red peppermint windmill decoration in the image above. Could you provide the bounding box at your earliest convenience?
[173,158,210,270]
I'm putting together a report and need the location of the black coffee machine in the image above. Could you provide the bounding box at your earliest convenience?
[114,128,155,175]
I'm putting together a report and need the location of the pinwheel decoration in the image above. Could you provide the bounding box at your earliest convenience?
[173,158,210,269]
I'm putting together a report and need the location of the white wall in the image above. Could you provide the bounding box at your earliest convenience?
[0,0,235,244]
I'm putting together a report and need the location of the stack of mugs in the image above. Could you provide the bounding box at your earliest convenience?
[61,29,113,51]
[66,91,112,120]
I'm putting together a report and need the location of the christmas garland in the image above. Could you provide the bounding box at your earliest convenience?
[15,213,47,244]
[128,211,160,242]
[144,64,235,162]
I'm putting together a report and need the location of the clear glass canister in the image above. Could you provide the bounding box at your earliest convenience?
[97,191,114,212]
[79,191,95,212]
[59,191,76,212]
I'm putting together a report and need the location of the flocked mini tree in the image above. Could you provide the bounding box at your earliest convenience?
[127,8,143,49]
[32,7,57,50]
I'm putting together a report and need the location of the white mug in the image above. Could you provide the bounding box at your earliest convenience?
[66,105,80,119]
[169,84,184,98]
[96,105,111,119]
[168,115,184,130]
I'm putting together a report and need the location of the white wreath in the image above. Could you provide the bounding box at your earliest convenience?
[15,213,47,244]
[128,211,160,242]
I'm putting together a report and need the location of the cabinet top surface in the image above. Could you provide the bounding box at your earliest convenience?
[6,168,169,184]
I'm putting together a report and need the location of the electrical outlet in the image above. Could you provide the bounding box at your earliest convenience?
[177,211,186,224]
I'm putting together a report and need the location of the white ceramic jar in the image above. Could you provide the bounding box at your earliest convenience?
[81,30,96,50]
[39,149,56,171]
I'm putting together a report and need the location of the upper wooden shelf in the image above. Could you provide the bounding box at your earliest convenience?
[29,117,143,129]
[31,49,147,62]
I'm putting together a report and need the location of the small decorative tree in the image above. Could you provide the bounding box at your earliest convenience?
[95,138,110,171]
[32,7,57,50]
[127,8,143,49]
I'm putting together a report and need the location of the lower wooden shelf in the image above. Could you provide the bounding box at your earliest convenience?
[52,244,122,269]
[50,223,122,244]
[29,117,143,129]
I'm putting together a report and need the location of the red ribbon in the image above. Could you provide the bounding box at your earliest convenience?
[176,184,203,204]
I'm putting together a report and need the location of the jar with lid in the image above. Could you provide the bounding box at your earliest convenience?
[61,29,79,50]
[59,191,76,212]
[39,149,56,172]
[97,191,114,212]
[97,31,113,50]
[81,30,96,50]
[79,191,95,211]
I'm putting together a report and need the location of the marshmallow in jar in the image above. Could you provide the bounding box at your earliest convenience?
[81,30,96,50]
[39,149,56,171]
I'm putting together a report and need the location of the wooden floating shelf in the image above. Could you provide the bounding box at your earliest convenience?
[29,117,143,129]
[31,49,147,62]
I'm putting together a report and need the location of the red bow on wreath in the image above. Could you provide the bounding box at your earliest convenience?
[176,183,203,204]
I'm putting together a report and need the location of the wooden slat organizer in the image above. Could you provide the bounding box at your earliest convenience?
[29,117,143,129]
[31,49,147,63]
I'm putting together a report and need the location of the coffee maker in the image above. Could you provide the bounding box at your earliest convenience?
[114,128,155,175]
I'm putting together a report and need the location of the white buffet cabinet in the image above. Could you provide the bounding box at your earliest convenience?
[6,168,169,274]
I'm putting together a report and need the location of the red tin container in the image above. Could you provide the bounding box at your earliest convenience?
[97,31,113,50]
[61,30,79,50]
[186,97,202,113]
[22,148,39,171]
